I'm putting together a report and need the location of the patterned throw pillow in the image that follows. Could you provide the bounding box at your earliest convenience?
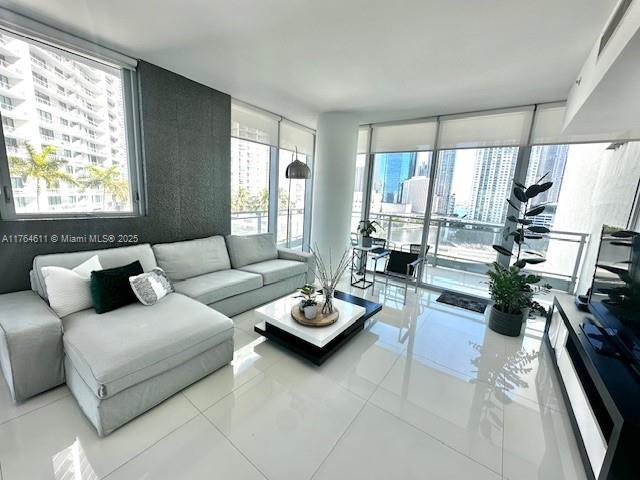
[129,268,174,306]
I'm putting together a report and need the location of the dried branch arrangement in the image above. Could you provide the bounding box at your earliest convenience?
[310,244,351,314]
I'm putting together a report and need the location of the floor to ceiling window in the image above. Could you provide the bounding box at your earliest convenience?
[277,148,307,248]
[366,120,437,252]
[419,108,532,293]
[351,153,366,235]
[351,127,370,235]
[369,151,433,248]
[230,103,277,235]
[511,104,640,290]
[425,146,519,272]
[277,121,314,249]
[230,137,271,235]
[231,104,315,249]
[351,103,640,296]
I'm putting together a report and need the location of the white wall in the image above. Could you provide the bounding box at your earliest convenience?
[568,142,640,293]
[311,112,359,264]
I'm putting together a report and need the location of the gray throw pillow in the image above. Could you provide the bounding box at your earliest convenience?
[129,268,174,306]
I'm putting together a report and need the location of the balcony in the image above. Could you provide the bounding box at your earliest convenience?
[355,212,589,293]
[231,208,305,249]
[0,59,22,77]
[30,57,49,71]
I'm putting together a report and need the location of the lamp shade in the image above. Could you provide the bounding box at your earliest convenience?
[285,159,311,179]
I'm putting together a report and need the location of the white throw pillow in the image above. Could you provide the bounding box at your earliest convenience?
[42,255,103,317]
[129,268,174,306]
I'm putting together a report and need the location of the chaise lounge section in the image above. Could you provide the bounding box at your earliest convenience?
[6,233,313,436]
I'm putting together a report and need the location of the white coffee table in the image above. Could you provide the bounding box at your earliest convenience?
[254,290,382,365]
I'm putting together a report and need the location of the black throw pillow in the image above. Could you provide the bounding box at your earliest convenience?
[90,260,144,314]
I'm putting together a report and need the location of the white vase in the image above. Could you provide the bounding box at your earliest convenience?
[304,305,317,319]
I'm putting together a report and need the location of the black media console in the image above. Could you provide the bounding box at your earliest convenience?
[546,296,640,479]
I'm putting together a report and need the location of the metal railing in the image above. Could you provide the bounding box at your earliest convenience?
[360,212,589,292]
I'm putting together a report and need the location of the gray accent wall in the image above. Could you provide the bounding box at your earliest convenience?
[0,61,231,294]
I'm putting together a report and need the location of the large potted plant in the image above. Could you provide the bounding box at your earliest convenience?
[488,174,554,336]
[357,220,381,247]
[487,263,550,336]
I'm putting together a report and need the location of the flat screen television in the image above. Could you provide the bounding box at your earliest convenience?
[588,226,640,365]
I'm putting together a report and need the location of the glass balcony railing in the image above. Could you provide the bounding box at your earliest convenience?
[231,210,269,236]
[231,209,305,249]
[357,212,589,292]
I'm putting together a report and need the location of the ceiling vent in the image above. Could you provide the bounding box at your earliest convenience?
[598,0,633,57]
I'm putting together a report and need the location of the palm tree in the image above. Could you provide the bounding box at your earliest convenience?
[232,186,251,212]
[8,142,77,212]
[81,165,129,210]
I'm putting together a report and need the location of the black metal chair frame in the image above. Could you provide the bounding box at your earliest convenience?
[376,245,430,303]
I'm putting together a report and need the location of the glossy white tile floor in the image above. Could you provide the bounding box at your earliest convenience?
[0,280,585,480]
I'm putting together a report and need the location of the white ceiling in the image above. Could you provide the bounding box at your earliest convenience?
[0,0,617,128]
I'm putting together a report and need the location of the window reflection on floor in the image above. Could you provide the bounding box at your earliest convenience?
[52,437,98,480]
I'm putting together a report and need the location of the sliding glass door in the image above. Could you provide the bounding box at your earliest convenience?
[423,146,518,277]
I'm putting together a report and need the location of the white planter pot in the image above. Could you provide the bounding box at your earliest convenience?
[303,305,318,319]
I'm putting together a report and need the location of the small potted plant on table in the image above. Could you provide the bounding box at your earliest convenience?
[357,219,382,247]
[488,174,554,336]
[297,284,318,319]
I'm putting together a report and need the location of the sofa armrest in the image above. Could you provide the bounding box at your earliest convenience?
[277,248,316,284]
[0,291,64,402]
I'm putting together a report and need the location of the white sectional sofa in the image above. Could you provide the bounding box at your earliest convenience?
[154,234,314,317]
[0,233,313,436]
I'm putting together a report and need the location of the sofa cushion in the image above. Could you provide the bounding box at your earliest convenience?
[152,236,231,281]
[173,269,263,305]
[41,255,103,317]
[32,244,157,301]
[62,293,233,400]
[90,261,143,314]
[225,233,278,269]
[239,259,307,285]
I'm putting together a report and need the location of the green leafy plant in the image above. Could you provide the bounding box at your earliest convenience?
[488,174,555,317]
[81,165,129,209]
[357,219,381,237]
[493,173,554,268]
[487,262,551,316]
[8,142,77,211]
[296,284,317,308]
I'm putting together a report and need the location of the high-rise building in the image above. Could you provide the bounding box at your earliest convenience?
[401,176,429,213]
[230,135,269,199]
[433,150,456,216]
[524,144,569,227]
[373,152,416,203]
[526,144,569,204]
[0,32,129,213]
[469,147,518,223]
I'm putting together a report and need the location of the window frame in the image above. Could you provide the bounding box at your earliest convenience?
[0,18,144,221]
